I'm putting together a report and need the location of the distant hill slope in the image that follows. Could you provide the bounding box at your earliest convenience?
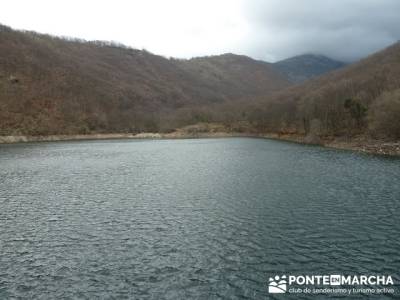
[273,54,346,83]
[248,42,400,139]
[2,23,398,141]
[177,54,289,100]
[0,24,290,135]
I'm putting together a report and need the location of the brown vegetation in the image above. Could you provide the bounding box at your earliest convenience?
[1,23,400,149]
[0,24,289,135]
[368,89,400,138]
[239,42,400,140]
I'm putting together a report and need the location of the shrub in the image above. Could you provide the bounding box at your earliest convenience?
[368,89,400,138]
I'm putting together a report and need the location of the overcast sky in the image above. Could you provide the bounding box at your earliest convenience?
[1,0,399,62]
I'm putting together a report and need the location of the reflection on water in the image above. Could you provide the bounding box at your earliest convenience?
[0,138,399,299]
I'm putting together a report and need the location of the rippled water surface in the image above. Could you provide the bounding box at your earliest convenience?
[0,138,399,299]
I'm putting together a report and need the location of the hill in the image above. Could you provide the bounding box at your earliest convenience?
[1,23,399,150]
[273,54,346,83]
[244,42,400,140]
[0,24,289,135]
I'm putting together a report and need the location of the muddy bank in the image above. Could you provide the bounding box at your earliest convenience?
[0,134,139,144]
[0,132,245,144]
[1,131,399,156]
[261,133,400,156]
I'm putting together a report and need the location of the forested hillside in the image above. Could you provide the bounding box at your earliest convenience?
[0,24,289,135]
[242,42,400,139]
[273,54,346,83]
[1,24,399,142]
[174,42,400,141]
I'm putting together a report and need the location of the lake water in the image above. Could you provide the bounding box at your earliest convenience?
[0,138,399,299]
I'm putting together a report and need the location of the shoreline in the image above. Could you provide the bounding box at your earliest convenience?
[0,132,399,157]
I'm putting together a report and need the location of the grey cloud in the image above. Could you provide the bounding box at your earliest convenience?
[240,0,400,62]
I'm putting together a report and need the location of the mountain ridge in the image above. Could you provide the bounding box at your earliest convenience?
[1,23,399,144]
[246,42,400,139]
[273,54,346,83]
[0,23,290,135]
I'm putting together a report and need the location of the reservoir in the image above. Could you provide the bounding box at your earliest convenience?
[0,138,399,299]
